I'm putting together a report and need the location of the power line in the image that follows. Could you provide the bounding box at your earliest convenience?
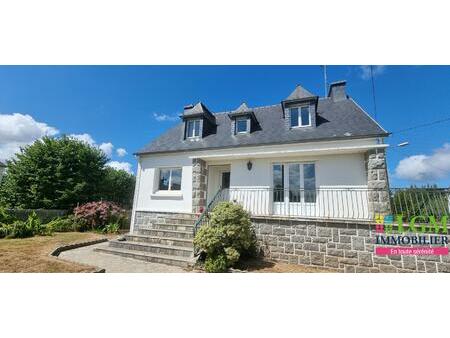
[370,65,378,121]
[391,116,450,134]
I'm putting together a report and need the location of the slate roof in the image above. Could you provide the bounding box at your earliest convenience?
[138,96,389,155]
[285,85,315,101]
[182,102,213,118]
[0,160,6,167]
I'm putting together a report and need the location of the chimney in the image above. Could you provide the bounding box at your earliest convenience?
[328,81,347,102]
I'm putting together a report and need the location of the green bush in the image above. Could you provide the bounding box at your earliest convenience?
[0,206,14,224]
[204,254,228,273]
[194,202,257,272]
[7,220,34,238]
[104,222,120,234]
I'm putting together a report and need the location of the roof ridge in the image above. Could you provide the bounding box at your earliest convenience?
[213,103,281,116]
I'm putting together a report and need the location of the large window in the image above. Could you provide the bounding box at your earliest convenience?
[290,106,311,128]
[158,168,182,191]
[236,117,250,134]
[273,163,316,203]
[186,119,200,138]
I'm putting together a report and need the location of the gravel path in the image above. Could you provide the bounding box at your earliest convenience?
[58,242,187,273]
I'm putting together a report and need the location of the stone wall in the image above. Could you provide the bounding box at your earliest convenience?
[253,217,450,272]
[133,211,195,230]
[366,149,390,216]
[192,158,207,213]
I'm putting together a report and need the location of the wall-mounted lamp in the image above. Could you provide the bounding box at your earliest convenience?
[247,160,253,171]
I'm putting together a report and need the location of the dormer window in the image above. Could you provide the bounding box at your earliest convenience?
[236,117,250,134]
[186,119,201,138]
[290,106,311,128]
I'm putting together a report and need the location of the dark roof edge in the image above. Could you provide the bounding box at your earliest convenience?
[134,133,390,156]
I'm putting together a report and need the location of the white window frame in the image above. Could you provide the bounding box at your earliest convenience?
[235,117,250,134]
[186,119,201,138]
[158,167,182,191]
[271,161,316,203]
[289,106,311,128]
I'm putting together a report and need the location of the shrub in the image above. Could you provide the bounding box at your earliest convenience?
[0,225,10,239]
[194,202,257,272]
[73,201,126,230]
[0,206,14,224]
[46,216,78,232]
[204,254,228,273]
[7,220,34,238]
[104,222,120,234]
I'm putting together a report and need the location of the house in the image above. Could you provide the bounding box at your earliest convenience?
[97,81,391,268]
[0,161,6,181]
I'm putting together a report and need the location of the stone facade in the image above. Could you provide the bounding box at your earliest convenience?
[366,149,390,216]
[253,217,450,272]
[192,158,208,213]
[133,211,196,231]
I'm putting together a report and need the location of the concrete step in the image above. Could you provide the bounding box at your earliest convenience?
[94,247,193,268]
[125,234,193,248]
[152,222,194,232]
[110,240,194,257]
[157,217,197,225]
[137,228,194,239]
[158,213,199,220]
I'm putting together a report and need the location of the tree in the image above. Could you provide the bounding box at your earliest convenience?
[99,167,135,208]
[0,136,107,209]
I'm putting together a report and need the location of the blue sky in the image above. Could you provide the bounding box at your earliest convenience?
[0,66,449,187]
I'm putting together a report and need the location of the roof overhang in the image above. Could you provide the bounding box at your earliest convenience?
[189,143,388,161]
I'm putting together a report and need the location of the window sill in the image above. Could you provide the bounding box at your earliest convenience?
[151,191,183,199]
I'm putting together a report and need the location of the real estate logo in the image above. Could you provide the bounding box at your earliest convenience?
[374,214,449,256]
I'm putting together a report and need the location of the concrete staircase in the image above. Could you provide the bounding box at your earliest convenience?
[95,213,197,268]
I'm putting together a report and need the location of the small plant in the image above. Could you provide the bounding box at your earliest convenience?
[73,201,126,230]
[46,216,79,232]
[104,222,120,234]
[7,220,34,238]
[194,202,257,272]
[204,254,228,273]
[0,206,14,224]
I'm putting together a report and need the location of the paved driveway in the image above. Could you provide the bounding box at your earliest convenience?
[58,242,187,273]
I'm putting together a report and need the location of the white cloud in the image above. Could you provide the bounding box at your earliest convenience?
[359,66,386,80]
[153,112,178,122]
[99,142,114,157]
[395,143,450,181]
[106,161,133,174]
[69,133,96,146]
[0,113,59,160]
[116,148,127,157]
[69,134,116,157]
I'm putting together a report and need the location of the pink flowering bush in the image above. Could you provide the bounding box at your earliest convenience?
[73,201,126,230]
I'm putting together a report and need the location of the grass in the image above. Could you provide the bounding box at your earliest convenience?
[237,258,334,273]
[0,232,111,272]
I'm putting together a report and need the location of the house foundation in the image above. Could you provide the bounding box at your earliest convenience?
[252,217,450,272]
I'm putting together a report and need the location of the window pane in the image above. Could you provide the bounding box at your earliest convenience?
[194,120,200,137]
[289,164,301,202]
[301,106,310,126]
[159,169,170,190]
[170,169,182,190]
[187,121,194,137]
[273,164,284,202]
[236,119,248,133]
[303,164,316,202]
[290,108,299,127]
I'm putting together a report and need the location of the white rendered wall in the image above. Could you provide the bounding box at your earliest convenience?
[134,153,193,213]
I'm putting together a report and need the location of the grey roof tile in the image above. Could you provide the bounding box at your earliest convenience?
[137,97,388,155]
[285,85,315,100]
